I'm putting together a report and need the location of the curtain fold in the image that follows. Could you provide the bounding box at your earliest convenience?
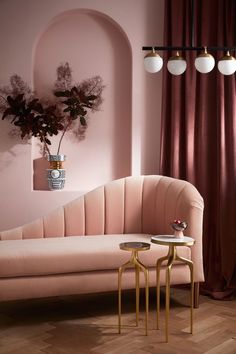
[160,0,236,299]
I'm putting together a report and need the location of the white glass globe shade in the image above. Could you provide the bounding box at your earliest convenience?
[195,53,215,73]
[218,53,236,75]
[144,52,163,73]
[167,54,187,75]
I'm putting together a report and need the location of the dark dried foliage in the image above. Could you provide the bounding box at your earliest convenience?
[1,63,104,155]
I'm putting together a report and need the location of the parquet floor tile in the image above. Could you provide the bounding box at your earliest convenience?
[0,288,235,354]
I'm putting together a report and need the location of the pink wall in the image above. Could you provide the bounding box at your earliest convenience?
[0,0,164,231]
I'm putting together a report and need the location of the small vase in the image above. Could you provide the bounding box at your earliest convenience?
[171,221,187,239]
[47,154,66,190]
[174,230,184,239]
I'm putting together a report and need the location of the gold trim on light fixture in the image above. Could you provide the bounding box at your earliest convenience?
[220,51,236,61]
[144,47,161,59]
[197,46,213,58]
[168,51,185,61]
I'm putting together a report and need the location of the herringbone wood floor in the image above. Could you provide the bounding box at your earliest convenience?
[0,288,235,354]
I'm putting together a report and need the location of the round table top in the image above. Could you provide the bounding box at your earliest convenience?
[119,242,150,252]
[151,235,195,247]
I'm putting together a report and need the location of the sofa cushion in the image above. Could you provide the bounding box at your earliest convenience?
[0,234,191,278]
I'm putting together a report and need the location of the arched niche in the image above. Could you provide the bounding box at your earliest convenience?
[33,9,132,191]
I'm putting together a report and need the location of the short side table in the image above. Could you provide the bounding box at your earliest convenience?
[151,235,195,343]
[118,242,150,335]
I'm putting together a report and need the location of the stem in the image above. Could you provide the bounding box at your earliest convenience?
[44,141,51,156]
[0,95,8,104]
[0,94,7,101]
[57,121,71,155]
[39,133,51,157]
[87,81,98,96]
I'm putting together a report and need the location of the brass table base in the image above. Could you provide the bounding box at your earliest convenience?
[152,236,195,343]
[118,242,150,336]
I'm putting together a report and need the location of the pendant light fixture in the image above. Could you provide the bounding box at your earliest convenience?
[144,47,163,73]
[143,0,236,76]
[218,51,236,75]
[195,47,215,73]
[167,52,187,75]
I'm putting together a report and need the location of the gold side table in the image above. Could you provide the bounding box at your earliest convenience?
[151,235,195,343]
[118,241,150,335]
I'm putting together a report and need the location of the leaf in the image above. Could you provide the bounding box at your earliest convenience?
[71,86,79,95]
[45,138,51,145]
[77,106,86,116]
[7,95,15,105]
[54,90,71,97]
[57,123,64,130]
[87,95,97,101]
[62,98,75,105]
[80,116,87,126]
[70,110,77,119]
[63,107,71,113]
[2,108,13,120]
[32,101,44,114]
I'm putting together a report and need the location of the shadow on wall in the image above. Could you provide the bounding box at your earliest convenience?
[33,158,49,190]
[0,120,30,171]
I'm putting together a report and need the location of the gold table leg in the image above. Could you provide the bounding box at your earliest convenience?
[118,250,149,335]
[165,263,172,343]
[156,254,169,330]
[118,266,123,334]
[176,254,194,334]
[156,246,194,342]
[135,265,139,326]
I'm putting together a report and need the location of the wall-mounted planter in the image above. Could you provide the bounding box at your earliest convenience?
[47,154,66,190]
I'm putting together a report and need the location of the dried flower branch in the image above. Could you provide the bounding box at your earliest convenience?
[0,63,104,156]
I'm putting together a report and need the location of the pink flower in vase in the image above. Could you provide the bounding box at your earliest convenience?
[171,220,188,238]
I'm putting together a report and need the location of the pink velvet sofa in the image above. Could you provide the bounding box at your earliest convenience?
[0,175,204,305]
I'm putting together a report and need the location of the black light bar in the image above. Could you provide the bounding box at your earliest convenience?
[142,46,236,52]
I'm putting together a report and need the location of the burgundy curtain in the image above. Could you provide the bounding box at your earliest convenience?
[160,0,236,299]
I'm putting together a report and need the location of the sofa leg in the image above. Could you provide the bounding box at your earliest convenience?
[194,282,199,308]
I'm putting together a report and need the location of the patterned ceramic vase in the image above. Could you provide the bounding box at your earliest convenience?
[47,155,66,190]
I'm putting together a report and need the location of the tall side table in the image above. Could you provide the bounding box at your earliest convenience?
[151,235,195,343]
[118,242,150,336]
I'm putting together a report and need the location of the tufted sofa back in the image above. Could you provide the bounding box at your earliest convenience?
[0,175,203,241]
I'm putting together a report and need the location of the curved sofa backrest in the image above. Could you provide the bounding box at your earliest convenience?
[0,175,204,240]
